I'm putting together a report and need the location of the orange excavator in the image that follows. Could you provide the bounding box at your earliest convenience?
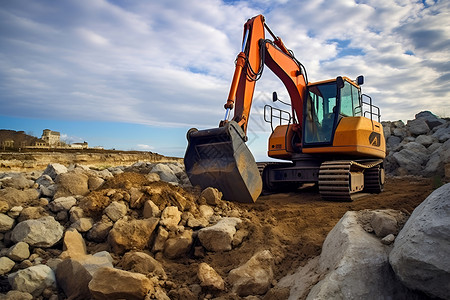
[184,15,386,203]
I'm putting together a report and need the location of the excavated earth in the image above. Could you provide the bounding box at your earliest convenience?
[162,176,436,295]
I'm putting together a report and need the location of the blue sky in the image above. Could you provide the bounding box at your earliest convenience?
[1,0,449,160]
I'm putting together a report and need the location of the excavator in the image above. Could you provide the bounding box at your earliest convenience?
[184,15,386,203]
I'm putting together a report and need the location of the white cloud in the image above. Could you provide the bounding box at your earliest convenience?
[0,0,448,135]
[136,144,154,150]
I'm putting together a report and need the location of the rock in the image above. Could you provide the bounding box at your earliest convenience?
[198,217,242,252]
[54,172,89,198]
[129,187,144,208]
[104,201,127,222]
[198,262,225,290]
[88,176,104,191]
[143,200,160,218]
[0,188,40,207]
[145,172,160,182]
[163,230,193,259]
[0,256,15,275]
[55,252,114,300]
[0,213,15,233]
[48,196,77,212]
[228,250,274,296]
[86,220,113,243]
[381,234,395,245]
[407,118,429,136]
[71,217,94,232]
[11,216,63,248]
[60,229,87,259]
[43,163,68,181]
[17,206,48,222]
[151,164,178,183]
[415,111,446,129]
[432,125,450,142]
[7,206,23,219]
[415,135,436,147]
[119,251,166,278]
[6,242,30,261]
[0,200,9,213]
[88,267,154,300]
[307,211,412,300]
[370,211,398,237]
[69,206,84,222]
[36,174,54,187]
[108,218,159,255]
[152,227,169,253]
[199,205,214,220]
[8,265,56,297]
[200,187,222,206]
[0,174,34,190]
[2,290,33,300]
[393,149,426,175]
[160,206,181,230]
[55,259,93,300]
[389,183,450,299]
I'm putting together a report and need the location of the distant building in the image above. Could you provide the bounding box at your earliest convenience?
[41,129,61,147]
[70,142,89,149]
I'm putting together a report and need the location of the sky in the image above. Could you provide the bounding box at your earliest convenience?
[0,0,449,160]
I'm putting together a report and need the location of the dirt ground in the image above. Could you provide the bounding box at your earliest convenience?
[159,176,436,297]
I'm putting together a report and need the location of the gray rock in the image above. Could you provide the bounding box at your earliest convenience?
[0,174,34,190]
[104,201,127,222]
[11,216,64,248]
[307,211,410,300]
[389,183,450,299]
[381,234,395,245]
[35,174,54,187]
[71,217,94,232]
[8,265,56,297]
[88,176,104,191]
[432,125,450,142]
[407,118,429,136]
[386,136,401,148]
[151,164,178,183]
[393,127,407,138]
[48,196,77,212]
[0,213,15,233]
[393,149,427,175]
[198,217,242,252]
[43,163,68,181]
[228,250,274,296]
[6,242,30,261]
[415,135,437,147]
[0,256,15,275]
[415,111,446,129]
[423,152,445,177]
[371,211,398,237]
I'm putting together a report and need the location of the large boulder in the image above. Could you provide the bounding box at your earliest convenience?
[118,251,166,279]
[108,218,159,255]
[88,267,154,300]
[389,183,450,299]
[0,188,40,207]
[228,250,274,296]
[151,164,178,183]
[11,216,64,248]
[54,172,89,198]
[43,163,68,181]
[306,211,411,299]
[198,217,242,252]
[407,118,429,136]
[8,265,56,297]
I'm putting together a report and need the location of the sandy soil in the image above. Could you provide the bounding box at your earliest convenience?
[158,176,436,298]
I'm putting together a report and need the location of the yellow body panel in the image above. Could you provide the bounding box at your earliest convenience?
[268,117,386,160]
[267,125,294,159]
[302,117,386,158]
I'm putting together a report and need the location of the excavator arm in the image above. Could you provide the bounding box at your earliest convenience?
[184,15,308,203]
[224,15,308,134]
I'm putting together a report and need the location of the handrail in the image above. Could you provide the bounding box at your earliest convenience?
[264,104,292,131]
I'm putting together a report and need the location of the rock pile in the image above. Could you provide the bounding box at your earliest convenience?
[0,161,275,299]
[383,111,450,178]
[273,183,450,299]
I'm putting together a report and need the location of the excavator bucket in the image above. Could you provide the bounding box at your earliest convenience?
[184,121,262,203]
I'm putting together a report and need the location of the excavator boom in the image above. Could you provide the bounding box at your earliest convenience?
[184,15,307,203]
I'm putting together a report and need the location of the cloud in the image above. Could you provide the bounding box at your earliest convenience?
[0,0,449,135]
[136,144,154,151]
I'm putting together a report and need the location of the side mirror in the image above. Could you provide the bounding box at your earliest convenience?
[272,91,278,102]
[357,75,364,85]
[336,76,344,89]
